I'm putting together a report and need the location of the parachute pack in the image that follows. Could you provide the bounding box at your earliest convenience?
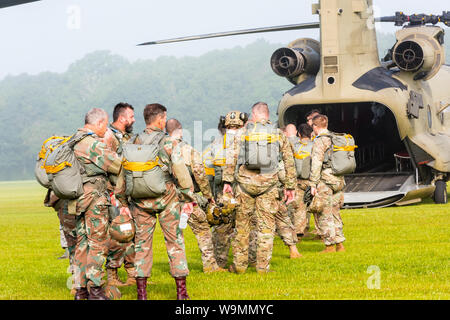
[35,132,93,199]
[122,131,169,199]
[241,122,280,172]
[291,138,313,179]
[321,132,358,176]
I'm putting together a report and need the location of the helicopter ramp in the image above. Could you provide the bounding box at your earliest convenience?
[343,173,435,208]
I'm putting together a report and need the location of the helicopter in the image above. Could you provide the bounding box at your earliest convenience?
[0,0,40,9]
[139,0,450,208]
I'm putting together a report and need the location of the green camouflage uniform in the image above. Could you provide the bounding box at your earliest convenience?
[178,139,222,272]
[116,127,195,279]
[104,124,136,277]
[224,120,297,273]
[72,127,122,288]
[44,191,77,267]
[309,129,346,246]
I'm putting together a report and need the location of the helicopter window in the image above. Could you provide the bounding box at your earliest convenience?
[327,77,335,85]
[427,105,432,129]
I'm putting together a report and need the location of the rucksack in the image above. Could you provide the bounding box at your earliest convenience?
[291,138,313,179]
[35,136,70,188]
[122,131,169,199]
[37,132,93,199]
[322,132,358,176]
[241,122,280,172]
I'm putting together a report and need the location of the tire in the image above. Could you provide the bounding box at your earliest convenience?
[433,180,448,204]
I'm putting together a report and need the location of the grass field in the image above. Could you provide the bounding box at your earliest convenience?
[0,180,449,300]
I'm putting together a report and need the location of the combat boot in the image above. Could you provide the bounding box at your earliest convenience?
[174,277,190,300]
[336,243,345,252]
[74,287,89,300]
[106,268,125,287]
[136,277,148,300]
[88,286,110,300]
[320,244,336,253]
[124,267,137,286]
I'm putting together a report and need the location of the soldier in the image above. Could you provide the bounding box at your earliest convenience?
[103,102,137,287]
[223,102,296,274]
[115,103,195,300]
[205,111,247,269]
[306,109,321,128]
[166,118,226,273]
[309,114,346,253]
[72,108,123,300]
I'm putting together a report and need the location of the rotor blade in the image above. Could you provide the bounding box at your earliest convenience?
[137,22,320,46]
[0,0,41,9]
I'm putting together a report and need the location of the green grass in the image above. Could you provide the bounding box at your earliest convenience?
[0,180,449,300]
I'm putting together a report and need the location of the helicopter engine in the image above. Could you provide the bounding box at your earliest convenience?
[270,38,320,84]
[392,27,446,81]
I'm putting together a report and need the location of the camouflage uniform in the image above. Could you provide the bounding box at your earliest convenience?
[103,124,136,279]
[72,128,122,288]
[44,191,77,266]
[206,128,245,268]
[178,139,222,272]
[309,129,346,246]
[116,127,195,279]
[224,120,297,273]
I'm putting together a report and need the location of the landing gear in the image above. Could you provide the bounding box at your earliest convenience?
[433,180,448,204]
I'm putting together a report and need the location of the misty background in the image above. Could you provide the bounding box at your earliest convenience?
[0,0,449,181]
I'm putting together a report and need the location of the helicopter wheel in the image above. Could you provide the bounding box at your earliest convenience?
[433,180,448,204]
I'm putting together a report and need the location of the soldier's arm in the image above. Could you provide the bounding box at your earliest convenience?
[191,148,213,199]
[222,134,240,184]
[114,168,128,207]
[279,131,296,190]
[309,137,329,185]
[165,139,196,202]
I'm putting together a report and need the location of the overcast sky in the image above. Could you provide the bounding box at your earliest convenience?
[0,0,448,79]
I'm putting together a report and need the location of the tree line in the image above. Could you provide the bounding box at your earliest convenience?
[0,34,448,181]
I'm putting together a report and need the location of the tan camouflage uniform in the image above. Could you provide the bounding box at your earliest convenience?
[309,129,346,246]
[224,120,297,273]
[178,139,222,272]
[116,127,195,279]
[72,128,122,288]
[103,124,136,279]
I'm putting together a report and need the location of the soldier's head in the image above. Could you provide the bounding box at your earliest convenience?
[251,102,270,123]
[284,124,297,138]
[298,123,313,140]
[224,111,248,129]
[143,103,167,130]
[218,116,226,135]
[311,114,328,135]
[306,109,321,127]
[84,108,109,138]
[112,102,135,134]
[166,118,183,139]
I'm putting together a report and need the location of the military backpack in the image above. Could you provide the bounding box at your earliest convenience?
[320,132,358,176]
[122,131,169,199]
[241,121,280,173]
[35,132,94,199]
[290,137,313,179]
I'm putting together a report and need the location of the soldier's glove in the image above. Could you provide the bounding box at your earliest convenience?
[304,186,313,207]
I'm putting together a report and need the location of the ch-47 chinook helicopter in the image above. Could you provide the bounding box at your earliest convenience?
[138,0,450,208]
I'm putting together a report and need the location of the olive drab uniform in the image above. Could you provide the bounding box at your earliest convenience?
[116,126,195,279]
[309,129,346,246]
[71,127,123,289]
[104,124,136,280]
[224,120,297,273]
[287,136,316,235]
[178,138,223,272]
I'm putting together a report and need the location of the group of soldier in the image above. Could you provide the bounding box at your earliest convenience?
[45,101,346,300]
